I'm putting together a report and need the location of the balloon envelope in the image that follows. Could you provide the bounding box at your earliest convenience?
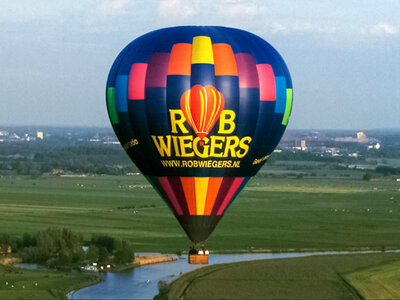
[106,26,293,244]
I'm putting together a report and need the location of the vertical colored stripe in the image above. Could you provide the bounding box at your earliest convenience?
[282,88,293,125]
[145,53,170,87]
[168,43,192,75]
[106,87,119,124]
[192,36,214,64]
[195,177,209,215]
[274,76,287,113]
[217,177,244,215]
[128,63,147,100]
[115,75,128,112]
[158,177,183,215]
[235,54,259,88]
[168,177,190,215]
[204,177,223,215]
[256,64,276,101]
[213,43,238,76]
[180,177,197,215]
[211,177,235,215]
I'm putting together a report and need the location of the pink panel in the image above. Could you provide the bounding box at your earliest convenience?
[256,64,276,101]
[235,54,259,89]
[145,53,170,87]
[158,177,184,215]
[216,177,244,215]
[128,63,148,100]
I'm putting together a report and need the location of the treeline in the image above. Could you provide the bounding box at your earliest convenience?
[0,141,137,176]
[375,166,400,175]
[0,228,134,269]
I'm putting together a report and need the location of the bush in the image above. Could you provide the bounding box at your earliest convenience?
[362,173,372,181]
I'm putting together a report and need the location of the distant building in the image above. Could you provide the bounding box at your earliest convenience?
[0,245,12,255]
[52,169,64,175]
[357,132,367,143]
[367,143,381,150]
[37,131,44,140]
[301,140,307,151]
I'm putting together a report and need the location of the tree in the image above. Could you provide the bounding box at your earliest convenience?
[113,239,134,264]
[85,245,100,263]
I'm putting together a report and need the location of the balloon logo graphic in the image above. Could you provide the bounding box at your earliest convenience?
[180,85,225,141]
[106,26,293,245]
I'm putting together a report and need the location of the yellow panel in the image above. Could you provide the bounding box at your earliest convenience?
[192,36,214,64]
[195,177,209,215]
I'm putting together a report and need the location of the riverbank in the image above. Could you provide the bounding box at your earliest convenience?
[112,253,179,272]
[133,253,179,266]
[166,252,400,300]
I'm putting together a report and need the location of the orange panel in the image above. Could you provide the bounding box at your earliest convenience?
[180,177,197,215]
[168,43,192,75]
[203,177,223,215]
[212,44,238,76]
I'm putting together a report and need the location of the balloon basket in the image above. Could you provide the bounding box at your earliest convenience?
[188,249,209,265]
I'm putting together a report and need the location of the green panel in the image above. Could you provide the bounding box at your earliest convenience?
[106,87,119,125]
[282,88,293,126]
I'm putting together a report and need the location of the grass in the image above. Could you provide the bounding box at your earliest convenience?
[0,171,399,253]
[0,264,98,299]
[167,252,400,300]
[345,260,400,299]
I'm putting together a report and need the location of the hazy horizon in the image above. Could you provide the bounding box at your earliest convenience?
[1,0,399,129]
[1,123,399,132]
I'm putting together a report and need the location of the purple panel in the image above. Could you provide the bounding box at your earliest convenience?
[235,53,259,89]
[168,177,190,215]
[145,53,170,87]
[158,177,183,215]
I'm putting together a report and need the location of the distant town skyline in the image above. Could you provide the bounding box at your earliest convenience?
[1,0,399,129]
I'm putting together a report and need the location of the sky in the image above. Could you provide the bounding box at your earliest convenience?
[1,0,399,129]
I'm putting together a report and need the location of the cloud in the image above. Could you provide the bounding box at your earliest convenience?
[369,23,397,36]
[158,0,199,20]
[218,0,259,19]
[98,0,130,16]
[270,22,286,34]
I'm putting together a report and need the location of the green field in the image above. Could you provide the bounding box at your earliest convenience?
[166,252,400,300]
[0,172,399,253]
[0,264,98,299]
[345,260,400,299]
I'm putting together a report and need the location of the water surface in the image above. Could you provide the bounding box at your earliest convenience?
[70,251,385,300]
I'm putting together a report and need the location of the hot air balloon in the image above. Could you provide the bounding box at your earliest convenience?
[106,26,293,259]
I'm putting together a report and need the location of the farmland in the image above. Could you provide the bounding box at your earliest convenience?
[0,169,399,253]
[167,252,400,300]
[345,259,400,299]
[0,264,97,299]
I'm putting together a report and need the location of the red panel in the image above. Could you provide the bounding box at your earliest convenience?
[235,53,259,88]
[256,64,276,101]
[180,177,197,215]
[216,177,244,215]
[145,53,170,87]
[128,63,148,100]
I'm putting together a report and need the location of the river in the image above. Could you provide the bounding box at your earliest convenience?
[68,250,397,300]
